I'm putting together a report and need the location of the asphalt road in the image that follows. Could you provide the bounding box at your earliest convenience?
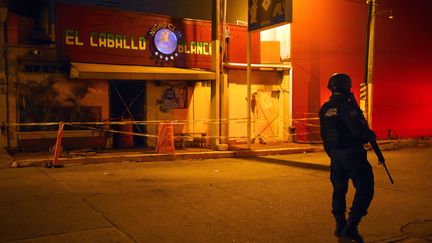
[1,147,431,243]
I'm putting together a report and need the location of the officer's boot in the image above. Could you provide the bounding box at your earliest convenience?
[334,214,347,237]
[341,217,364,242]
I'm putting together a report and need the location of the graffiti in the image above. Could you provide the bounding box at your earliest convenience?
[156,86,187,112]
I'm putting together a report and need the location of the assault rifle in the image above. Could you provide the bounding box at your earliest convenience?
[349,93,394,184]
[370,140,394,184]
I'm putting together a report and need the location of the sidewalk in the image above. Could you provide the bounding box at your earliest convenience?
[5,138,431,168]
[8,142,323,168]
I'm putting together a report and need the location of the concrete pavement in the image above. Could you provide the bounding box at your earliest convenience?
[0,145,431,242]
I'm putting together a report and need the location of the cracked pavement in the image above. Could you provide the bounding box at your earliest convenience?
[0,147,431,242]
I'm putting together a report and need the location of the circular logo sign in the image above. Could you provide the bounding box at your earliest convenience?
[154,28,178,55]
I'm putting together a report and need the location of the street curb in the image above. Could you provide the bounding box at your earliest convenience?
[10,146,324,168]
[8,138,431,168]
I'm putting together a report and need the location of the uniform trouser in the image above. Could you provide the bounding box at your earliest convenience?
[330,147,374,222]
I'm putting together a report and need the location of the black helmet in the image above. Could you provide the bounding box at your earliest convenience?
[328,73,352,93]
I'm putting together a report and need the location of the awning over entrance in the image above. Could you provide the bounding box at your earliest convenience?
[70,62,216,80]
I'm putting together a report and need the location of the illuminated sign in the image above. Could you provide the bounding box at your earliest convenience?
[56,4,236,69]
[154,29,178,55]
[147,22,212,64]
[149,23,182,63]
[65,30,147,51]
[63,28,213,59]
[178,41,212,55]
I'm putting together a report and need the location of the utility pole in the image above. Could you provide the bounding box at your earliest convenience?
[363,0,376,127]
[211,0,221,148]
[220,0,229,146]
[246,32,251,149]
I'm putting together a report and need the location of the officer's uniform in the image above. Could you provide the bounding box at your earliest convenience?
[319,92,375,228]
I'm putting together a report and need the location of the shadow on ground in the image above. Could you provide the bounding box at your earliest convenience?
[239,156,330,172]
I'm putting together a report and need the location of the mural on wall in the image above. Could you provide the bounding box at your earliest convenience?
[156,85,188,112]
[18,79,59,131]
[18,78,102,131]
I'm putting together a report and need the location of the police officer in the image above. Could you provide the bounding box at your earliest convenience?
[319,73,376,242]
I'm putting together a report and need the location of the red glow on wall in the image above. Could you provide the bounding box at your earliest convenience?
[291,0,367,141]
[291,0,432,140]
[372,0,432,138]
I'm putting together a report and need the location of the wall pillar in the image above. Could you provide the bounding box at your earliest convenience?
[0,5,8,149]
[220,73,229,144]
[280,69,292,141]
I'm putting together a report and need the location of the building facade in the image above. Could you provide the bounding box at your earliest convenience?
[1,2,293,152]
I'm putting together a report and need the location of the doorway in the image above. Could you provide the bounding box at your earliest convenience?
[109,81,146,148]
[253,90,280,143]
